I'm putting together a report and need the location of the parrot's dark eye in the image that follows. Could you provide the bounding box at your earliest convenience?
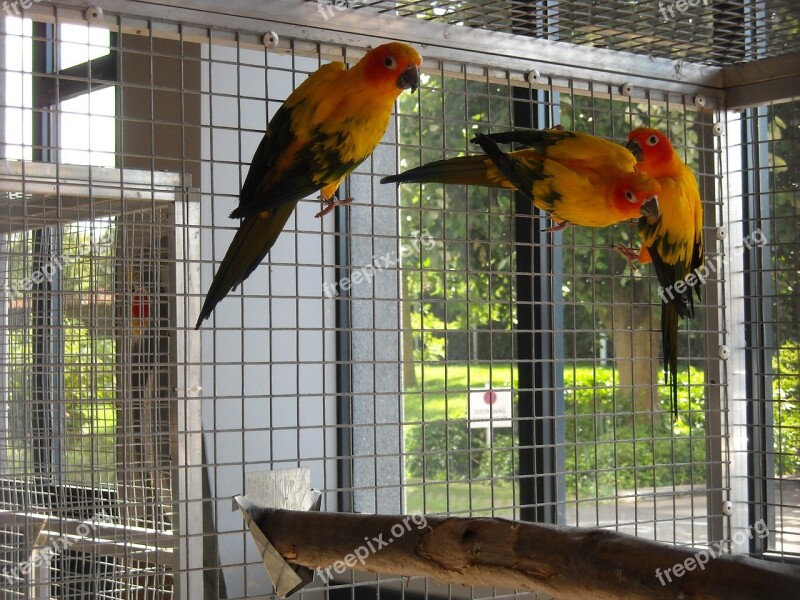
[383,55,398,70]
[647,135,659,146]
[625,190,636,202]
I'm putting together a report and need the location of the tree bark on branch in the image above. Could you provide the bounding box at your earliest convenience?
[253,509,799,600]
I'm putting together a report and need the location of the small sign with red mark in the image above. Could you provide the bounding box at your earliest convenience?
[469,389,512,428]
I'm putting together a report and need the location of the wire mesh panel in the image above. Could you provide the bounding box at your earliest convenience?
[0,14,194,598]
[328,0,800,66]
[0,1,797,600]
[0,193,181,598]
[393,65,725,545]
[726,99,800,557]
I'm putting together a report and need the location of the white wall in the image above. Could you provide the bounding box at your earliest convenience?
[198,45,339,598]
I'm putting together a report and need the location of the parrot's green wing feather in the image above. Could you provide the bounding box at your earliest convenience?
[479,129,576,152]
[230,63,358,219]
[230,116,367,219]
[481,129,637,173]
[471,133,543,202]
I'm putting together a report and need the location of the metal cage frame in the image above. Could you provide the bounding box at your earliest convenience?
[1,1,798,598]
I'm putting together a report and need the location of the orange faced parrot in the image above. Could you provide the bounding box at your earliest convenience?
[619,127,704,416]
[196,42,421,328]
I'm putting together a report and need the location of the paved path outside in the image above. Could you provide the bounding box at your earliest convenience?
[564,477,800,553]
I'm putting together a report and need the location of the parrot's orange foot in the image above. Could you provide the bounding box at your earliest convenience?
[315,196,353,218]
[543,220,571,232]
[613,243,641,272]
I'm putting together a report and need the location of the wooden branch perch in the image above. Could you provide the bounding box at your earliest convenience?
[252,509,800,600]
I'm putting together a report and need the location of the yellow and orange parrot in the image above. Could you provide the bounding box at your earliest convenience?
[381,128,661,230]
[618,127,704,416]
[195,42,421,328]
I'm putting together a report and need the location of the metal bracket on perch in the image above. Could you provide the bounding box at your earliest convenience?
[233,468,322,597]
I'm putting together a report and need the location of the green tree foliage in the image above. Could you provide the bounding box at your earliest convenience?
[397,73,516,361]
[774,341,800,476]
[4,223,118,484]
[765,100,799,475]
[766,102,799,342]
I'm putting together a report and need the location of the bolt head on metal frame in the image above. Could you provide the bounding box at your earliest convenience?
[84,6,103,23]
[718,345,730,360]
[712,123,723,136]
[263,31,280,48]
[722,500,733,516]
[693,95,706,108]
[527,70,541,84]
[716,226,727,240]
[620,83,633,97]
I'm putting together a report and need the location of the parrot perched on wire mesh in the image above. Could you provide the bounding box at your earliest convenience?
[196,42,421,328]
[617,127,704,416]
[381,128,661,230]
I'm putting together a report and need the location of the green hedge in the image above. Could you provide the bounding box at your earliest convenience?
[405,346,800,498]
[405,422,513,481]
[404,364,708,498]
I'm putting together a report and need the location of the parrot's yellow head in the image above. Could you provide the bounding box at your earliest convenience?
[626,128,676,179]
[357,42,422,98]
[612,172,661,224]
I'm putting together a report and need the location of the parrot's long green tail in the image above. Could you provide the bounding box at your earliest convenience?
[381,154,504,188]
[661,300,680,418]
[195,202,297,328]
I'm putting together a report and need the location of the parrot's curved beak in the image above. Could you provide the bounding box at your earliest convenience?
[640,195,660,224]
[397,64,420,93]
[626,139,644,162]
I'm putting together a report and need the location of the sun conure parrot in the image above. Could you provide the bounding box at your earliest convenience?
[381,128,661,230]
[195,42,421,328]
[617,127,704,416]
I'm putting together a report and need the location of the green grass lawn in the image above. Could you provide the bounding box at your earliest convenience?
[403,363,517,514]
[401,362,710,512]
[403,363,516,423]
[405,477,517,517]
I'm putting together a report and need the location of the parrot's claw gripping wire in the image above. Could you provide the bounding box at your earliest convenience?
[315,196,354,218]
[543,220,571,233]
[612,243,641,272]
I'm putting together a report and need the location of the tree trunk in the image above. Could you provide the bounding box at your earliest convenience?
[594,261,666,430]
[607,302,662,411]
